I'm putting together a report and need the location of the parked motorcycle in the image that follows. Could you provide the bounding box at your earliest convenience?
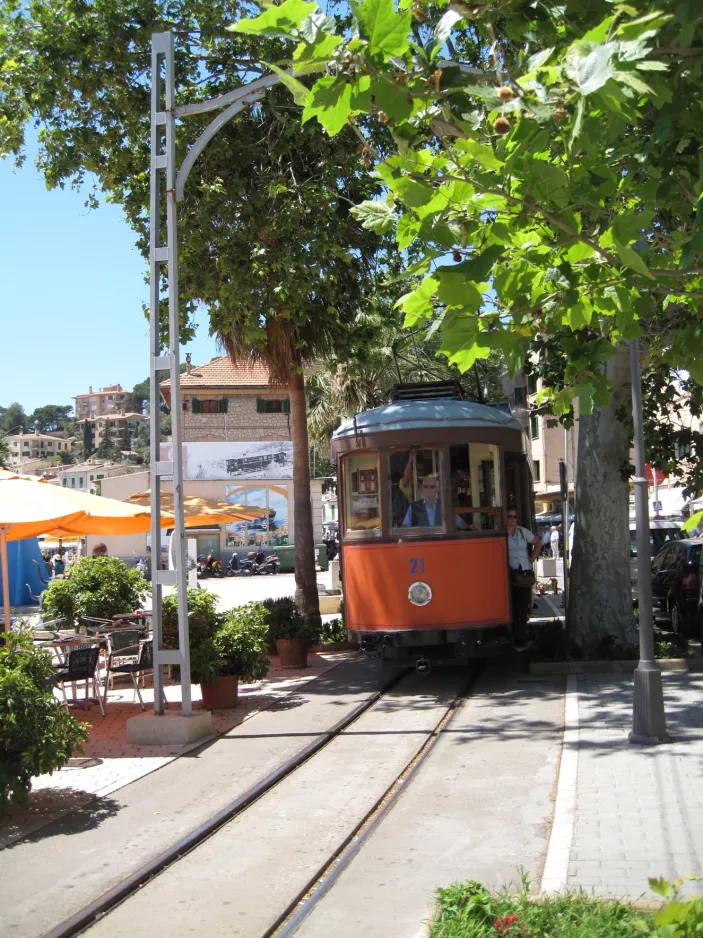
[322,536,338,562]
[197,555,224,578]
[248,549,280,575]
[226,554,254,577]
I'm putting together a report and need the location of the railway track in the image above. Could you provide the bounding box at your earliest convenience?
[44,666,481,938]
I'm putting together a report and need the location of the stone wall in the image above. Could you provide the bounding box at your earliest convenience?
[181,392,291,443]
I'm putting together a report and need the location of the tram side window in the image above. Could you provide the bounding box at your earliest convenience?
[343,452,381,533]
[450,443,501,531]
[389,448,444,531]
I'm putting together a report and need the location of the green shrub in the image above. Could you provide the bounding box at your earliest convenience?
[42,556,150,626]
[313,617,348,645]
[162,588,222,684]
[262,596,315,642]
[431,880,648,938]
[0,633,89,817]
[212,604,271,683]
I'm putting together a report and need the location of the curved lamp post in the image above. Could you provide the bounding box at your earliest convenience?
[148,32,282,717]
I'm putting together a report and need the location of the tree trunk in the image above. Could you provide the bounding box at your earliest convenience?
[289,371,321,630]
[569,344,638,655]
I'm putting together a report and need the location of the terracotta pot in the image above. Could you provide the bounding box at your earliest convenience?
[275,638,309,669]
[200,675,239,709]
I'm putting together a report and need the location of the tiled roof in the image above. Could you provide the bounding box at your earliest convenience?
[160,356,272,390]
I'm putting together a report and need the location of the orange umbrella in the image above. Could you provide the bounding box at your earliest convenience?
[125,490,268,526]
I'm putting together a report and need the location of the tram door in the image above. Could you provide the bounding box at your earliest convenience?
[505,454,533,528]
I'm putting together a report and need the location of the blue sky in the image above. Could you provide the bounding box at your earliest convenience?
[0,135,220,417]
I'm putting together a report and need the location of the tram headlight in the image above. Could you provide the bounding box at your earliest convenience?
[408,581,432,607]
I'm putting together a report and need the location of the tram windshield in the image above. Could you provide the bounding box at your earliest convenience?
[450,443,501,530]
[342,452,381,533]
[389,448,444,532]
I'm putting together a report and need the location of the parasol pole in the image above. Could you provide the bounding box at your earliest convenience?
[1,527,10,631]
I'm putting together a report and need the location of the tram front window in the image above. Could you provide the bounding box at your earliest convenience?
[450,443,501,530]
[390,448,444,532]
[342,452,381,533]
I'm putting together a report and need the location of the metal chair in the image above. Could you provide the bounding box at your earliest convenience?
[53,646,105,717]
[103,640,155,710]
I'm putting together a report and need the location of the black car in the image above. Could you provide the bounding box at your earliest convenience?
[651,538,702,636]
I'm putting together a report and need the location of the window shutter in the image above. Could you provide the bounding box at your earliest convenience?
[256,399,265,414]
[283,399,290,414]
[219,398,228,413]
[192,398,201,413]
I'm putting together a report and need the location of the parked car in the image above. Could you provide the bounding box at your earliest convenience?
[630,520,683,603]
[650,538,702,636]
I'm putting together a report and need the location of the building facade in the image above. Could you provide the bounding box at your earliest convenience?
[73,384,135,421]
[58,459,129,495]
[81,412,149,451]
[7,432,72,470]
[158,356,322,562]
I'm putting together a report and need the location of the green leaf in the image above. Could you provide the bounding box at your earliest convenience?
[613,238,654,279]
[356,0,412,57]
[436,267,483,310]
[372,77,413,123]
[396,214,421,250]
[397,275,438,326]
[613,211,653,245]
[566,42,617,95]
[613,70,653,96]
[266,63,310,105]
[526,48,554,71]
[529,161,570,207]
[292,33,342,74]
[567,241,596,263]
[648,876,674,899]
[350,199,396,233]
[455,138,503,171]
[439,316,492,371]
[231,0,318,36]
[302,76,352,134]
[583,16,615,44]
[683,510,703,533]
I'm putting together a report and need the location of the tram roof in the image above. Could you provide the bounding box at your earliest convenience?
[332,399,525,440]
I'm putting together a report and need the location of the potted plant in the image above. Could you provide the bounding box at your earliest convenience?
[200,603,271,709]
[43,556,150,627]
[162,588,222,687]
[263,597,315,669]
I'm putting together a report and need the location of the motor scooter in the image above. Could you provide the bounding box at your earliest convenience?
[226,554,253,577]
[248,549,280,575]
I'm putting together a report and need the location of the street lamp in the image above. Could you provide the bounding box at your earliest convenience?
[146,33,284,731]
[629,338,669,744]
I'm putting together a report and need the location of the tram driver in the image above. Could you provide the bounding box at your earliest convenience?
[402,475,474,529]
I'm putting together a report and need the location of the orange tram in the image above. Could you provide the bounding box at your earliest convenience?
[331,383,536,670]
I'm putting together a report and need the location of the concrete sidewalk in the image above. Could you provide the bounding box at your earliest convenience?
[544,672,703,901]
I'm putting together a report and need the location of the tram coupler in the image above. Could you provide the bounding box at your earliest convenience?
[415,656,432,676]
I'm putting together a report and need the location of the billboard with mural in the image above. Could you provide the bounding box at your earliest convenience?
[225,484,290,547]
[160,442,293,481]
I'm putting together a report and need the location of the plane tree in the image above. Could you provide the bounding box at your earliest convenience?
[229,0,703,652]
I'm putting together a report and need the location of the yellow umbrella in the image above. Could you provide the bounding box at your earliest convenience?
[0,474,153,628]
[126,490,268,526]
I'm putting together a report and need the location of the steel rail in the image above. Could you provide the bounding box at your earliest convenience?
[269,666,482,938]
[41,667,409,938]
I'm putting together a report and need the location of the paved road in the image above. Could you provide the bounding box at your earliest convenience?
[88,670,468,938]
[161,570,333,612]
[296,667,565,938]
[0,658,388,938]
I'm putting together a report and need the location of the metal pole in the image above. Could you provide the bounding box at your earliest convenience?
[1,527,11,631]
[150,32,192,717]
[629,339,668,744]
[560,450,569,615]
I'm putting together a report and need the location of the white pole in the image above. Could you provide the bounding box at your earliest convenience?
[1,527,10,631]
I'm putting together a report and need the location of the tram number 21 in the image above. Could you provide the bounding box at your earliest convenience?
[409,558,425,575]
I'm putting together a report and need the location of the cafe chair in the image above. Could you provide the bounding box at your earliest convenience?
[103,640,155,711]
[53,646,105,717]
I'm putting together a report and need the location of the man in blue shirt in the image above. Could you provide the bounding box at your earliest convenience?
[403,476,441,527]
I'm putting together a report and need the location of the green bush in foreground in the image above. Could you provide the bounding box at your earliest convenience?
[430,879,703,938]
[0,633,89,817]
